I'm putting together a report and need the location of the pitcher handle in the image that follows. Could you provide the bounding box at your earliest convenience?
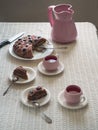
[48,6,55,27]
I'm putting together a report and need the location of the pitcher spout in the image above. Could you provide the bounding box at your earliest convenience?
[54,4,74,21]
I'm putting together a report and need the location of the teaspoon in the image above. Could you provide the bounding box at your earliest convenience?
[32,101,52,124]
[3,76,19,96]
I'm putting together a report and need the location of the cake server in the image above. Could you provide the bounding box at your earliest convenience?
[0,32,25,48]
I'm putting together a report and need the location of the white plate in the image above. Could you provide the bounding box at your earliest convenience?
[20,86,51,107]
[9,66,36,84]
[9,40,53,60]
[58,90,88,110]
[38,61,64,76]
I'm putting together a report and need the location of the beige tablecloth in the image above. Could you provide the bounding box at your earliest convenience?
[0,22,98,130]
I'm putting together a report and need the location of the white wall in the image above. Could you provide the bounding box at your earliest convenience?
[0,0,98,27]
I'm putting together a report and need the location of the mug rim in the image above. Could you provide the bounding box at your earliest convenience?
[65,85,82,95]
[44,55,58,61]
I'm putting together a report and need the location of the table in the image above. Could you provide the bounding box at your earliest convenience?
[0,22,98,130]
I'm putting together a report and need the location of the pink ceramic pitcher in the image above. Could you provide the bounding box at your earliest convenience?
[48,4,77,43]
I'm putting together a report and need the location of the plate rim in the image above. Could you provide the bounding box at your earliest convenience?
[9,40,54,61]
[20,86,51,107]
[38,61,64,76]
[9,66,36,84]
[58,89,88,110]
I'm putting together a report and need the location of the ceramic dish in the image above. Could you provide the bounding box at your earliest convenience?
[9,66,36,84]
[9,40,53,60]
[58,89,88,110]
[20,86,51,107]
[38,61,64,76]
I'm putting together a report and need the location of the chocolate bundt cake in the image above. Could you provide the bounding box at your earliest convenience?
[13,35,46,58]
[28,86,47,101]
[13,66,28,79]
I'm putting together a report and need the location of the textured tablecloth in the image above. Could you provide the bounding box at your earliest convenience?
[0,22,98,130]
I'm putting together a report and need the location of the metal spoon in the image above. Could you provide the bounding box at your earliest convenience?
[3,76,19,96]
[32,101,52,124]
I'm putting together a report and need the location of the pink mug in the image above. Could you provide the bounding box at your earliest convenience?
[64,85,85,105]
[43,55,59,71]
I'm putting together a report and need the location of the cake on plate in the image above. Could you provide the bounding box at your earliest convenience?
[13,66,28,79]
[13,35,47,58]
[28,86,47,100]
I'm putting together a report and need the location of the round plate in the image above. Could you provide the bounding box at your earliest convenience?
[20,86,51,107]
[58,90,88,110]
[9,66,36,84]
[38,61,64,76]
[9,40,53,60]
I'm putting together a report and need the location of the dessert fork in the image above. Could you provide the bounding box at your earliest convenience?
[38,46,67,50]
[35,46,67,52]
[3,76,19,96]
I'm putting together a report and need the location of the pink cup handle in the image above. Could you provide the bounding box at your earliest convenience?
[80,95,85,103]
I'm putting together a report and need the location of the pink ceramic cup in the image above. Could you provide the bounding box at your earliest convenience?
[64,85,84,105]
[43,55,59,71]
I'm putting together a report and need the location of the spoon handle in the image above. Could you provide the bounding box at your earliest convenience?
[31,101,52,124]
[3,82,14,96]
[3,76,19,96]
[41,112,52,124]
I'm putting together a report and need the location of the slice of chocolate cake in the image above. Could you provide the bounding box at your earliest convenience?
[28,86,47,101]
[13,66,28,79]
